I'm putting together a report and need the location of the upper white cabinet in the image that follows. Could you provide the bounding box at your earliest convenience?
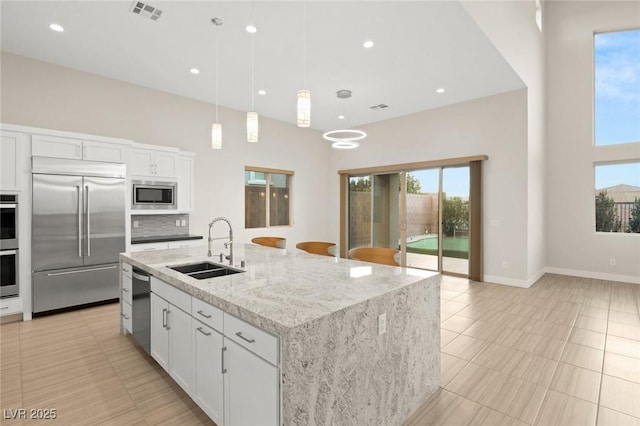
[132,144,178,180]
[32,134,129,163]
[0,130,26,190]
[177,152,194,212]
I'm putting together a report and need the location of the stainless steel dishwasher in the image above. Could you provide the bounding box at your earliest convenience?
[132,267,151,354]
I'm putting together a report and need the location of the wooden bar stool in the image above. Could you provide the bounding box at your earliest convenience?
[251,237,287,249]
[348,247,400,266]
[296,241,336,257]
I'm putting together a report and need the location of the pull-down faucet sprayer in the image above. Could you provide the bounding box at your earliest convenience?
[208,217,233,266]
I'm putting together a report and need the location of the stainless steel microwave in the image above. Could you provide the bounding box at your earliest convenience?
[132,180,177,210]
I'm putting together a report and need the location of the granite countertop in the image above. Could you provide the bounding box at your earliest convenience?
[131,234,204,244]
[120,244,439,336]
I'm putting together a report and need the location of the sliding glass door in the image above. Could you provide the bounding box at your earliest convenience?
[441,166,470,275]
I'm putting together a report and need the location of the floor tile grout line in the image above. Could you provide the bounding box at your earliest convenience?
[529,291,586,426]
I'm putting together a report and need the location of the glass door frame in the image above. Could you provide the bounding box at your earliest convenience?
[339,155,485,281]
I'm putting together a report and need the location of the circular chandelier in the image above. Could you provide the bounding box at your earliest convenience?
[322,129,366,149]
[323,90,366,149]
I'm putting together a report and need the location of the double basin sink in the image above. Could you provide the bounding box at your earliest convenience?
[169,261,244,280]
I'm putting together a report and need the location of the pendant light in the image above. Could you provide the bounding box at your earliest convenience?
[296,0,310,127]
[246,6,258,142]
[211,18,223,149]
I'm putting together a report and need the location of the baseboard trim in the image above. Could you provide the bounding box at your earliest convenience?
[484,274,534,288]
[545,267,640,285]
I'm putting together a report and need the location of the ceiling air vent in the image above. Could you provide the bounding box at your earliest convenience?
[130,1,163,21]
[370,104,389,111]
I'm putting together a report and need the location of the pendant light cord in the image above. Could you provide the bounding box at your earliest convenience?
[303,0,307,88]
[215,24,220,122]
[251,33,255,111]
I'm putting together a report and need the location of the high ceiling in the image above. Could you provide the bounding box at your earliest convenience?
[0,1,525,132]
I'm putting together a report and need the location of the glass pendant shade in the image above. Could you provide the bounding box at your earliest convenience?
[247,111,259,142]
[211,123,222,149]
[297,89,311,127]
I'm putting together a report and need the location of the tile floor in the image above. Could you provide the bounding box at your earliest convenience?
[0,273,639,425]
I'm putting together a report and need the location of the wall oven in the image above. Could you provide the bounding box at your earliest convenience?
[0,194,19,298]
[132,180,177,210]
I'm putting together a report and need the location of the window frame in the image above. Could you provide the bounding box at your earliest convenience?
[244,166,294,229]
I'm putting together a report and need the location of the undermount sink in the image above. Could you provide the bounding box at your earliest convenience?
[169,261,244,280]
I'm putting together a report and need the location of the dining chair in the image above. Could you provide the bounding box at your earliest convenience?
[295,241,336,257]
[251,237,287,249]
[347,247,400,266]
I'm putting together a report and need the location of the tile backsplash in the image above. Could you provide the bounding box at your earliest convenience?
[131,214,189,238]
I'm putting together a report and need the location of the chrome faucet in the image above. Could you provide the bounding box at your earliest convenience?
[208,217,233,266]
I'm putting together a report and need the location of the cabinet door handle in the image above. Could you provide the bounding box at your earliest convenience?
[196,310,212,319]
[122,288,129,292]
[162,308,167,329]
[221,347,227,374]
[197,327,211,336]
[121,313,130,320]
[166,309,171,330]
[235,331,255,343]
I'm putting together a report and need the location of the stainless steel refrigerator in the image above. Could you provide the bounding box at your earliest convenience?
[32,156,126,313]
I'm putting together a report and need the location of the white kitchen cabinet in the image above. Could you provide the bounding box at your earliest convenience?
[130,242,170,252]
[177,152,194,212]
[0,297,23,317]
[132,145,177,180]
[0,130,25,190]
[225,339,280,426]
[192,320,224,424]
[150,281,193,395]
[167,239,202,249]
[31,134,129,163]
[121,262,133,333]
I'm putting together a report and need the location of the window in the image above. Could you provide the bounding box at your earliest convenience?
[245,167,292,228]
[594,30,640,146]
[595,162,640,233]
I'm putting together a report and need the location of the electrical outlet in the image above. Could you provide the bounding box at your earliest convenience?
[502,261,509,269]
[175,219,180,227]
[378,313,387,335]
[133,221,139,228]
[181,219,187,226]
[609,258,616,266]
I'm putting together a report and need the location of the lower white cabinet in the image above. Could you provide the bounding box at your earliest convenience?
[225,339,280,426]
[192,320,224,425]
[150,277,280,426]
[150,292,193,394]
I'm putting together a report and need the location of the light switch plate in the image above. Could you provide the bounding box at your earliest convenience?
[175,219,180,226]
[133,221,139,228]
[181,219,187,226]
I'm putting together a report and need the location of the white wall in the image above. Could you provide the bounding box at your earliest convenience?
[327,89,530,284]
[0,52,333,250]
[545,1,640,283]
[462,0,547,284]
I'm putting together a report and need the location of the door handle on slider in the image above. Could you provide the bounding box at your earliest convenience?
[235,332,255,343]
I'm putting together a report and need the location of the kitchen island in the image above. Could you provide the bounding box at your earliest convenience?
[120,243,440,426]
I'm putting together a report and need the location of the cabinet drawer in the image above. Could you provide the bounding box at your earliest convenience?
[151,277,191,313]
[0,297,23,316]
[130,242,170,252]
[122,301,132,334]
[122,262,132,278]
[224,313,279,365]
[192,298,223,333]
[122,271,132,305]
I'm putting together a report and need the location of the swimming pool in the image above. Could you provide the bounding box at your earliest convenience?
[406,236,469,259]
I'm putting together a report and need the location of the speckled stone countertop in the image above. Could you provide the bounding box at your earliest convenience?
[119,243,438,335]
[120,243,441,425]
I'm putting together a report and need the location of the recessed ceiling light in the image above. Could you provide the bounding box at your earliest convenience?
[436,88,445,94]
[190,68,200,74]
[245,25,257,34]
[338,115,345,120]
[362,40,374,49]
[49,23,64,32]
[258,90,266,95]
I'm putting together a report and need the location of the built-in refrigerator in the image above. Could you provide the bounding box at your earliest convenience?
[32,156,126,314]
